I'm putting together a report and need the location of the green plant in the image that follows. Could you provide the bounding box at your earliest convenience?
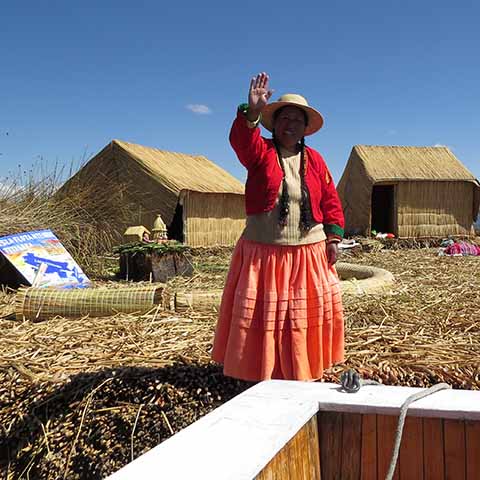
[113,241,189,256]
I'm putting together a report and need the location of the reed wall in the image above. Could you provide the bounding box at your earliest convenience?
[181,191,245,247]
[397,181,475,237]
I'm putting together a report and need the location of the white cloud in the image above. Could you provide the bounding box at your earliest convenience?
[433,143,448,147]
[186,104,212,115]
[386,129,397,136]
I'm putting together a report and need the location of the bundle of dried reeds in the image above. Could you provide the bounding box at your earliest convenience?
[15,284,165,321]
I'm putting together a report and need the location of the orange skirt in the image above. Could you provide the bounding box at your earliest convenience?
[211,239,344,382]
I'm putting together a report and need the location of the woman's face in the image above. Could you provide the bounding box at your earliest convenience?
[273,106,307,150]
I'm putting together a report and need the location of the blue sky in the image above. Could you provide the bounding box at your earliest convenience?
[1,1,479,185]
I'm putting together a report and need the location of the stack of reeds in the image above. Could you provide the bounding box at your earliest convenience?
[15,284,165,321]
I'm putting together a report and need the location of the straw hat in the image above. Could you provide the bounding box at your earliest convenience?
[261,93,324,136]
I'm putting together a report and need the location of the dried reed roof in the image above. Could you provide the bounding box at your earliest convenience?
[58,140,244,229]
[112,140,244,194]
[353,145,479,183]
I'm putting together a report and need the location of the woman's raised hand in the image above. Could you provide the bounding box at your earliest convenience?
[248,72,273,114]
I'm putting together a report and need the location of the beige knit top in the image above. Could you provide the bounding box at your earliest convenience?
[241,147,326,245]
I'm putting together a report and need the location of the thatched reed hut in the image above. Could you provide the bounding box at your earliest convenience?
[58,140,245,246]
[337,145,480,238]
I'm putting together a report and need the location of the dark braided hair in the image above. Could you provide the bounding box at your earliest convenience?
[299,136,314,231]
[272,129,290,227]
[272,127,313,231]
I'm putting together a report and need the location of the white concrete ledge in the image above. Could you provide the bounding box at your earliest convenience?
[259,380,480,420]
[106,381,480,480]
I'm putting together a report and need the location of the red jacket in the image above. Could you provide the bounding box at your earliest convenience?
[229,110,344,238]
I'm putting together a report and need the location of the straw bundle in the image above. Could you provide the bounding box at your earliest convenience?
[16,284,165,321]
[336,262,394,295]
[173,290,224,312]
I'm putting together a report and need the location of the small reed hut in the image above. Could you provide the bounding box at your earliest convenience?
[337,145,480,238]
[58,140,246,246]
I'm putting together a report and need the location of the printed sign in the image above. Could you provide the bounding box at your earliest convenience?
[0,229,90,288]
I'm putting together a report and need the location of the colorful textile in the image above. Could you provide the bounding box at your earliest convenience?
[444,241,480,256]
[211,239,344,382]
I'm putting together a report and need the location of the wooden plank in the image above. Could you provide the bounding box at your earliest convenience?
[361,414,377,480]
[399,416,424,479]
[465,420,480,480]
[377,414,399,480]
[444,419,466,480]
[305,415,322,480]
[423,417,445,480]
[318,411,343,480]
[285,426,302,480]
[256,416,320,480]
[341,413,362,480]
[285,417,311,480]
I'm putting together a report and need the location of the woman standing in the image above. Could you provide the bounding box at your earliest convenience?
[212,72,345,382]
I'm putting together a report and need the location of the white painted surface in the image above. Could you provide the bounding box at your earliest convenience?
[258,380,480,420]
[106,381,480,480]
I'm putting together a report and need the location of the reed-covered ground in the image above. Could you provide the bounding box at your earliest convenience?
[1,244,479,479]
[0,173,478,478]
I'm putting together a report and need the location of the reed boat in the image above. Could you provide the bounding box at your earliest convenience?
[107,380,480,479]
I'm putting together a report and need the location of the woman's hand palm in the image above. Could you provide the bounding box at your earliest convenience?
[250,87,270,110]
[249,73,272,111]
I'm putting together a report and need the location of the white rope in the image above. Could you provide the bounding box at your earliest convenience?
[384,382,451,480]
[340,369,451,480]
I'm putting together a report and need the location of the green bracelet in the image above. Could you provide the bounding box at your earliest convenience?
[238,103,262,127]
[238,103,249,114]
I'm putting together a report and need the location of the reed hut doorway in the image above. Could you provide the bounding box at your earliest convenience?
[167,203,184,242]
[371,184,396,234]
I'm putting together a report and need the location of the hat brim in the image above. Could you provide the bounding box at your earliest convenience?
[260,101,324,136]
